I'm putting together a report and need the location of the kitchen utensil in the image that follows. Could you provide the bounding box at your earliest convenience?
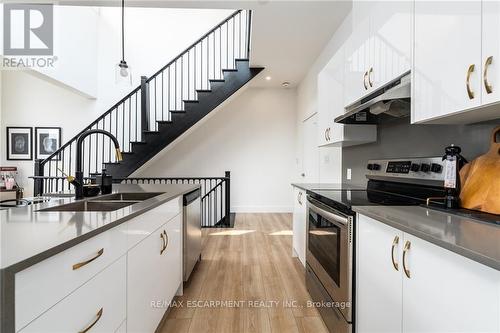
[459,126,500,214]
[83,184,101,197]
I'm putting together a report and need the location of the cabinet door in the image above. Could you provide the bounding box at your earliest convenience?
[160,214,183,303]
[402,234,500,333]
[369,0,411,89]
[302,114,319,182]
[127,224,171,333]
[413,1,482,123]
[357,215,403,333]
[482,1,500,105]
[292,187,306,266]
[317,71,335,146]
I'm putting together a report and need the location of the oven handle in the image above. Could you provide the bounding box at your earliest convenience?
[307,197,349,226]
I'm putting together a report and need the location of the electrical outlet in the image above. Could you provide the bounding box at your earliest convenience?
[346,168,352,180]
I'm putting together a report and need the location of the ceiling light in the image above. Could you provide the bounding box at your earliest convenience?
[265,76,272,81]
[282,81,290,88]
[116,0,132,86]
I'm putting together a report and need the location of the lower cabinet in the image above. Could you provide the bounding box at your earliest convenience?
[127,214,182,333]
[357,214,500,333]
[19,256,126,333]
[292,187,307,267]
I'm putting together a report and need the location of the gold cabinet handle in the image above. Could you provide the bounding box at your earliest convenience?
[368,67,374,87]
[160,232,166,254]
[466,64,476,99]
[79,308,103,333]
[326,128,331,141]
[324,128,328,141]
[402,240,411,278]
[363,71,368,90]
[163,230,168,252]
[484,56,493,94]
[391,235,400,271]
[72,248,104,270]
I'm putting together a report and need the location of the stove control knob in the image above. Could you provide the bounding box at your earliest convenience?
[367,164,374,170]
[420,163,430,172]
[431,163,443,173]
[372,163,381,171]
[410,163,420,172]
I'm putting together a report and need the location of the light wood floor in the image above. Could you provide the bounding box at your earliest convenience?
[159,213,328,333]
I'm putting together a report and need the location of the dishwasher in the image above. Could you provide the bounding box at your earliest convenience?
[183,188,201,281]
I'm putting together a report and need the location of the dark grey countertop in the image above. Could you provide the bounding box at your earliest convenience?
[0,183,199,272]
[353,205,500,271]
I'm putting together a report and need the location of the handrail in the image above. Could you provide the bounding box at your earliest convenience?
[39,9,243,166]
[201,180,224,200]
[147,10,242,82]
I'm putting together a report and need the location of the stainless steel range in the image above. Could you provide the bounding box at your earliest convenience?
[305,157,447,333]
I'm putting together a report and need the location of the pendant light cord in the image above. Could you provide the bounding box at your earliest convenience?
[121,0,125,62]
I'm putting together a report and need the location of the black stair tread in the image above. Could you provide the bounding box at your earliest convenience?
[121,152,134,155]
[170,110,186,113]
[235,58,249,62]
[104,162,121,165]
[157,120,173,124]
[143,130,160,134]
[183,100,200,103]
[130,141,147,144]
[222,69,238,72]
[196,89,212,93]
[209,79,225,83]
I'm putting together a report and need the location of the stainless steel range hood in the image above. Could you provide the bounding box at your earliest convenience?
[335,71,411,124]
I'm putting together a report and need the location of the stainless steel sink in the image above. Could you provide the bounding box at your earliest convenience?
[94,192,164,201]
[38,200,136,212]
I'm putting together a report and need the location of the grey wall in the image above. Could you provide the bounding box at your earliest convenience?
[342,118,500,185]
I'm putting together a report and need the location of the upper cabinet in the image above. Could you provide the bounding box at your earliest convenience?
[345,0,412,107]
[318,45,377,147]
[413,0,500,124]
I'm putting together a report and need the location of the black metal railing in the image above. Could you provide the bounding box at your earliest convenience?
[33,10,251,196]
[118,171,231,228]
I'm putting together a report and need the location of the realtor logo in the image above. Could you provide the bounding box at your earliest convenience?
[3,4,53,56]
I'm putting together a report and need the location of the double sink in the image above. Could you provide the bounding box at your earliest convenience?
[38,192,164,212]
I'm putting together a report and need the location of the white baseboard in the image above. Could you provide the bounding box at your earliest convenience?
[231,206,293,213]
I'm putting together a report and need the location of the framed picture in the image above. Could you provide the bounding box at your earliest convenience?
[6,127,33,161]
[35,127,61,160]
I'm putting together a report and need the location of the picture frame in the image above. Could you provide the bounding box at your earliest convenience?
[6,127,33,161]
[35,127,61,160]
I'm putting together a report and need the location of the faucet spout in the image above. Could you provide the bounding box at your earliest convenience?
[74,129,122,199]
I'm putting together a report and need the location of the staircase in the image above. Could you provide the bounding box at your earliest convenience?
[33,9,263,195]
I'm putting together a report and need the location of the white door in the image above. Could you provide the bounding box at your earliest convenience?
[344,14,371,106]
[402,233,500,333]
[369,0,412,88]
[356,215,403,333]
[302,114,319,183]
[482,1,500,105]
[292,187,306,266]
[127,225,170,333]
[413,1,482,123]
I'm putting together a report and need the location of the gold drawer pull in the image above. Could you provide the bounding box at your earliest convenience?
[79,308,103,333]
[484,56,493,94]
[160,232,166,254]
[391,235,400,271]
[363,71,368,90]
[163,230,169,252]
[402,240,411,278]
[466,64,476,99]
[72,248,104,270]
[368,67,374,87]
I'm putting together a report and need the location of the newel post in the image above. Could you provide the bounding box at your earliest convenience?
[33,159,44,196]
[140,76,150,133]
[224,171,231,226]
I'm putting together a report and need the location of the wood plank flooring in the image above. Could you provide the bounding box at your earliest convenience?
[160,213,328,333]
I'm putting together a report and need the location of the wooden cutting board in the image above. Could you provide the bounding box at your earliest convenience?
[459,126,500,214]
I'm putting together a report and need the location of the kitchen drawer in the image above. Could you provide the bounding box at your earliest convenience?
[15,223,127,331]
[18,255,126,333]
[126,196,182,249]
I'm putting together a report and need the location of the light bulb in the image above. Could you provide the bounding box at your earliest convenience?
[120,67,129,77]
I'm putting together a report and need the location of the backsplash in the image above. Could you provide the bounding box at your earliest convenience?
[342,118,500,184]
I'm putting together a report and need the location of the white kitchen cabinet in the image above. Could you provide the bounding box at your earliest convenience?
[402,233,499,333]
[357,214,500,333]
[292,186,307,267]
[19,256,126,333]
[127,214,182,333]
[357,216,403,333]
[345,0,411,107]
[482,1,500,106]
[300,114,319,182]
[318,46,376,147]
[413,1,482,123]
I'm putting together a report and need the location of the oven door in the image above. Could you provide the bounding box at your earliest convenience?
[307,196,353,322]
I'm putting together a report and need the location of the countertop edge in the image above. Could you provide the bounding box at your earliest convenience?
[2,184,199,275]
[352,206,500,271]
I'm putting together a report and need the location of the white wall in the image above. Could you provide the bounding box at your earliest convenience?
[294,11,353,184]
[136,87,297,213]
[0,6,233,196]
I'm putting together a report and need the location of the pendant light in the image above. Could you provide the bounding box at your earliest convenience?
[115,0,132,85]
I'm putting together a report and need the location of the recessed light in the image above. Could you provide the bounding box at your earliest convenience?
[265,76,272,81]
[282,81,290,88]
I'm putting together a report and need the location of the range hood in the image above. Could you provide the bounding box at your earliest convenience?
[335,71,411,124]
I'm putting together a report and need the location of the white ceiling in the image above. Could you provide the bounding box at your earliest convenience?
[8,0,352,88]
